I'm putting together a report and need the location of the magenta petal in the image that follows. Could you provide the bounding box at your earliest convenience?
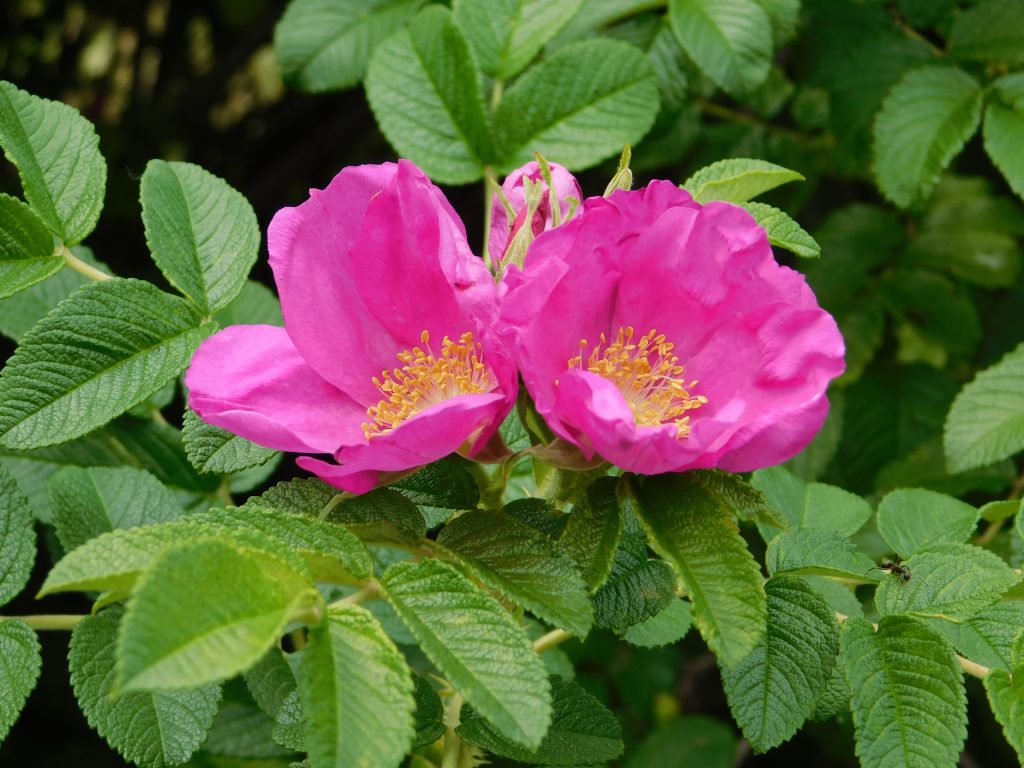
[300,393,506,493]
[186,325,366,454]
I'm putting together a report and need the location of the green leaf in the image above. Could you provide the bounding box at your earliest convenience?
[949,0,1024,65]
[458,676,622,765]
[0,245,109,342]
[69,608,220,767]
[683,158,804,204]
[248,476,337,516]
[876,488,979,557]
[493,38,659,171]
[380,558,551,749]
[141,160,259,314]
[205,505,373,581]
[766,528,878,582]
[437,509,593,636]
[391,456,480,522]
[503,498,568,539]
[454,0,583,79]
[985,667,1024,764]
[722,576,840,752]
[411,675,446,749]
[751,465,872,540]
[985,74,1024,201]
[559,476,623,592]
[201,696,291,760]
[740,201,820,258]
[632,474,766,667]
[872,65,983,208]
[902,226,1021,288]
[0,80,106,245]
[298,605,414,768]
[679,469,778,525]
[668,0,772,96]
[330,488,427,542]
[930,601,1024,673]
[213,279,282,327]
[116,538,317,691]
[0,619,41,744]
[627,716,736,768]
[183,410,278,475]
[0,193,61,299]
[944,342,1024,473]
[593,557,676,633]
[875,544,1019,621]
[364,5,494,184]
[274,0,423,92]
[0,278,215,449]
[48,465,183,552]
[244,648,304,752]
[0,464,34,607]
[841,616,967,768]
[623,598,693,648]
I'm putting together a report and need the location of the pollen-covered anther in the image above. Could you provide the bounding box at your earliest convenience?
[363,330,493,439]
[568,326,707,438]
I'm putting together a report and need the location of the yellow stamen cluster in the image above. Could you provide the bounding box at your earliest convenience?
[568,326,707,438]
[363,330,492,439]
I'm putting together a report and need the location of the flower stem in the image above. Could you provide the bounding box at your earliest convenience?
[441,692,465,768]
[533,628,572,653]
[481,168,496,273]
[62,246,112,281]
[331,583,379,608]
[1,614,86,631]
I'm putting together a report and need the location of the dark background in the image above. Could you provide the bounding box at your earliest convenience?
[0,1,1015,766]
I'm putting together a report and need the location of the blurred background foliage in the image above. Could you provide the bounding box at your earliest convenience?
[2,0,1024,766]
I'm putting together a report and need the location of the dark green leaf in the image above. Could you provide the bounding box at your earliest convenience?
[364,6,494,183]
[0,279,215,449]
[623,598,693,648]
[0,464,34,607]
[0,80,106,244]
[841,616,966,768]
[380,558,551,749]
[70,608,220,767]
[411,675,445,749]
[183,410,278,475]
[949,0,1024,65]
[627,716,736,768]
[876,488,979,556]
[457,677,623,765]
[722,577,839,752]
[559,477,623,592]
[437,508,593,636]
[872,65,983,208]
[0,619,41,745]
[48,465,183,552]
[274,0,424,92]
[0,193,61,299]
[494,38,659,171]
[633,474,766,667]
[668,0,772,96]
[141,160,258,313]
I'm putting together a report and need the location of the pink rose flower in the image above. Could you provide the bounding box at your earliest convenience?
[499,181,845,475]
[488,161,582,265]
[186,161,517,493]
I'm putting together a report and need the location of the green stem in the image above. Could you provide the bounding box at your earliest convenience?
[61,246,112,281]
[215,476,234,507]
[1,614,86,631]
[533,628,572,653]
[490,78,504,110]
[441,692,466,768]
[331,582,379,608]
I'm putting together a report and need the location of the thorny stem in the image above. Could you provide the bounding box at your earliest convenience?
[833,611,990,679]
[533,628,572,653]
[61,245,112,281]
[1,614,86,631]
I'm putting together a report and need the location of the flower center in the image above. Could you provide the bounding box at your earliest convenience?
[567,326,707,438]
[363,330,493,439]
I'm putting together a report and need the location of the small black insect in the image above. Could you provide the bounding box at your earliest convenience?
[868,558,911,582]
